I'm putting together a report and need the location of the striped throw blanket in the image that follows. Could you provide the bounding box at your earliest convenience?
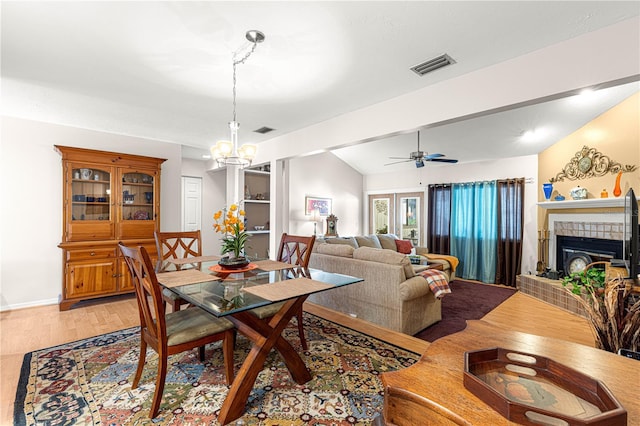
[417,269,451,299]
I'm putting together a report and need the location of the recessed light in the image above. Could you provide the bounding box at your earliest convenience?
[521,128,547,142]
[202,154,211,159]
[570,88,598,105]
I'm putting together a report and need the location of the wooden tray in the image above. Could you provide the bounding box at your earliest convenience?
[463,347,627,426]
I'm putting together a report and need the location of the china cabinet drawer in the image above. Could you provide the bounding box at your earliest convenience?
[67,248,117,261]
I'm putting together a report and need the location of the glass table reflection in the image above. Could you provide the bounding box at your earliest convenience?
[166,266,361,316]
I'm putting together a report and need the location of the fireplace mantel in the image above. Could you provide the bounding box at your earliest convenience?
[537,198,625,209]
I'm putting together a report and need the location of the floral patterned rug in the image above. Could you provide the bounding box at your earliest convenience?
[15,313,419,425]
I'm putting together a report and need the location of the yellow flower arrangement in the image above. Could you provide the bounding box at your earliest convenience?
[213,203,249,259]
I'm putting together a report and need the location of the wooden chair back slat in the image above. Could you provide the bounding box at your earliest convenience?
[154,230,202,272]
[277,233,316,267]
[119,243,166,343]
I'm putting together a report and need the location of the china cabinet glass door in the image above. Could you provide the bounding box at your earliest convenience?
[121,171,155,221]
[117,169,158,239]
[71,166,112,221]
[67,164,114,241]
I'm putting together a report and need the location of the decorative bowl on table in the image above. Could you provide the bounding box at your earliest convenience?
[218,256,250,270]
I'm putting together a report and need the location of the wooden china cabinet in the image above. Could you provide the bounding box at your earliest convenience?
[55,146,166,310]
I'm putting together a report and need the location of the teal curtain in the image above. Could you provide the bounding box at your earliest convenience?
[450,181,498,283]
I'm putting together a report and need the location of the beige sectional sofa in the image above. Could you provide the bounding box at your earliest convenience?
[308,234,453,335]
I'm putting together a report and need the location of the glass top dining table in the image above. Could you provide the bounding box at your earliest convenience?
[158,261,362,318]
[156,258,363,425]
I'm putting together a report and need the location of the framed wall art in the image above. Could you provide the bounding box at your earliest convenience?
[305,196,332,216]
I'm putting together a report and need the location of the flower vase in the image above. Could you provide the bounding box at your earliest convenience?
[613,171,623,197]
[542,183,553,200]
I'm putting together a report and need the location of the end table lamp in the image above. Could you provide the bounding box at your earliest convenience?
[311,209,320,235]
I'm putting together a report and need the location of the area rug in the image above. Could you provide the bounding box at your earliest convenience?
[415,279,517,342]
[15,313,419,425]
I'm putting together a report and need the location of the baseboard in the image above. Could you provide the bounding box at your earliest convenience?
[0,298,59,312]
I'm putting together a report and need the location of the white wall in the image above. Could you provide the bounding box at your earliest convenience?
[364,155,539,277]
[289,152,363,237]
[0,116,182,310]
[180,158,226,256]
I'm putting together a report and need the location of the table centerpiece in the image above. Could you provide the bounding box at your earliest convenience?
[213,203,250,269]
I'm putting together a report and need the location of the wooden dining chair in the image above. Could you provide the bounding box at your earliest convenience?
[154,230,202,311]
[249,233,316,350]
[118,242,235,419]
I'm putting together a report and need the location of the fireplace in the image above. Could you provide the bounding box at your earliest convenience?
[516,199,626,317]
[547,212,624,271]
[556,235,623,275]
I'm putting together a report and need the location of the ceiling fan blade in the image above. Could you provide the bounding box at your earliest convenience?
[427,158,459,163]
[384,159,413,166]
[424,153,444,159]
[388,156,412,160]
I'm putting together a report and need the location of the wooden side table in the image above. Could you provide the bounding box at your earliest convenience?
[378,320,638,425]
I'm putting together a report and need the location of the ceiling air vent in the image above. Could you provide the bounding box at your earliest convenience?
[410,54,455,76]
[254,126,275,134]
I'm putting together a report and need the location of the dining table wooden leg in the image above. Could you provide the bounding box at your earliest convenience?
[217,297,313,425]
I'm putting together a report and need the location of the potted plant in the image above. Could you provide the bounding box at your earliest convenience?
[213,203,250,269]
[561,263,640,353]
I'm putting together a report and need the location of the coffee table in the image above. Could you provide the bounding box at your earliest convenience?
[377,320,638,425]
[412,259,444,273]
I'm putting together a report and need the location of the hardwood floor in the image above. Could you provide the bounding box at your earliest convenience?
[0,289,593,424]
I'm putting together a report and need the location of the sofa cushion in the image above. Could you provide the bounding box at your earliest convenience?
[377,234,399,251]
[353,247,415,278]
[395,239,413,254]
[316,243,355,257]
[355,235,382,249]
[325,237,358,249]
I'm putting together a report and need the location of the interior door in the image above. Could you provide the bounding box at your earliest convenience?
[369,193,394,235]
[369,192,424,245]
[182,176,202,231]
[396,192,423,246]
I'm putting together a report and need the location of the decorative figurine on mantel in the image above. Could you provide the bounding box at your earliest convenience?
[325,214,338,237]
[570,186,587,200]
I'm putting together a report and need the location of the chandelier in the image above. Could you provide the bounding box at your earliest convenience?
[211,30,265,167]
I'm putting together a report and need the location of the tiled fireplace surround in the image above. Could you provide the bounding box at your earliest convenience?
[517,211,624,317]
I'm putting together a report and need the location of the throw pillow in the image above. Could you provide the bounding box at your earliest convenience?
[354,235,382,249]
[326,237,358,249]
[395,239,413,254]
[377,234,399,251]
[317,243,355,258]
[353,247,415,279]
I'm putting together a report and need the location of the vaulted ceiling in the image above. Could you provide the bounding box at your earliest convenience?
[2,1,639,172]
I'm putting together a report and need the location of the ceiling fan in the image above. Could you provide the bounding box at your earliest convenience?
[385,131,458,168]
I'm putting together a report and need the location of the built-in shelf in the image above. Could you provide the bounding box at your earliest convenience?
[245,199,270,204]
[537,198,625,209]
[245,169,270,176]
[247,230,270,235]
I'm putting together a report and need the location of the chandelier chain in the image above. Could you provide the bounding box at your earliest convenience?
[232,41,259,123]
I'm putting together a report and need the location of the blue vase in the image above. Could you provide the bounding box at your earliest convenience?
[542,183,553,200]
